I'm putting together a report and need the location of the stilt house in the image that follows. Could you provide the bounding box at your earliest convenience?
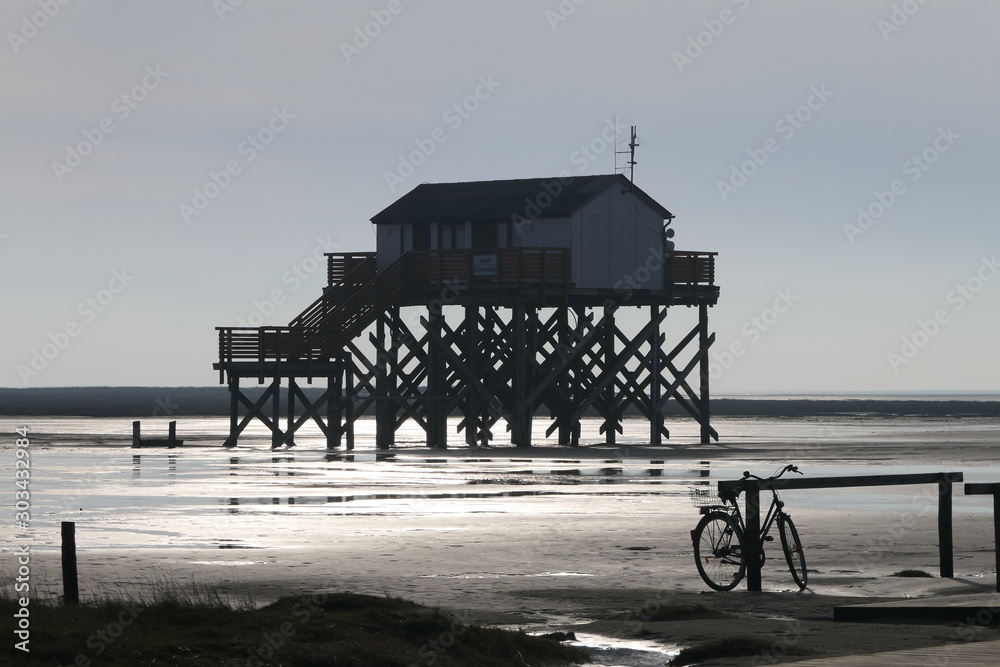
[215,174,719,449]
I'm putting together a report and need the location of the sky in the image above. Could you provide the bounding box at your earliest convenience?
[2,1,998,394]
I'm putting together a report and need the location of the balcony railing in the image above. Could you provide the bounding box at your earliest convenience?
[325,252,376,287]
[406,247,571,287]
[670,251,716,285]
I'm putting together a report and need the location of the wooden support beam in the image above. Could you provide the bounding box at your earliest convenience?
[425,306,447,448]
[285,376,297,448]
[699,303,713,444]
[344,354,355,450]
[602,303,618,445]
[511,305,532,446]
[270,377,283,449]
[375,309,394,450]
[650,305,663,445]
[560,306,666,433]
[327,368,340,449]
[225,376,239,447]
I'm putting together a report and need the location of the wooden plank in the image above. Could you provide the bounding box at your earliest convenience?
[719,472,964,495]
[785,639,1000,666]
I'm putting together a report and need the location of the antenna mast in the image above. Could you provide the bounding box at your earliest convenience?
[616,125,639,183]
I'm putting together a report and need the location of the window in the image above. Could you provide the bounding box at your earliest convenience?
[472,221,498,249]
[413,223,430,250]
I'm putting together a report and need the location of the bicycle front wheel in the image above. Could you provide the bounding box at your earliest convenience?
[778,513,807,589]
[693,512,746,591]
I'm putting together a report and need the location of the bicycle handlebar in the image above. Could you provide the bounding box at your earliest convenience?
[742,464,802,481]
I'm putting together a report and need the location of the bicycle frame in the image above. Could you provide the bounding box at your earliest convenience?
[720,486,785,547]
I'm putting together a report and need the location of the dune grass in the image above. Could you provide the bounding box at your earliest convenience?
[2,573,589,666]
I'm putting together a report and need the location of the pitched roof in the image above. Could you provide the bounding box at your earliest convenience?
[370,174,672,224]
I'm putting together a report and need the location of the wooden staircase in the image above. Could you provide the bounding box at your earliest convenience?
[216,253,408,379]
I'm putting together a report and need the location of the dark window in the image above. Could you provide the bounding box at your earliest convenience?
[472,221,498,249]
[413,223,430,250]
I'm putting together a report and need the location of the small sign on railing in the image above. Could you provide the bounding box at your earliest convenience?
[473,253,497,277]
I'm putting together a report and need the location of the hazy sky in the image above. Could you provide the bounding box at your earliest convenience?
[3,1,998,393]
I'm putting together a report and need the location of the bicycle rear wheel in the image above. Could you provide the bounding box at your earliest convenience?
[778,513,807,589]
[693,512,746,591]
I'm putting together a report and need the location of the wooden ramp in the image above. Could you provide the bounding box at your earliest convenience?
[785,639,1000,666]
[834,593,1000,624]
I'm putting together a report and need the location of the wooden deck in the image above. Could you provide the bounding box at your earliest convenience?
[834,592,1000,624]
[785,639,1000,665]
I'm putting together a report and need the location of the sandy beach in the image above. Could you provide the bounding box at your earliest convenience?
[10,415,1000,665]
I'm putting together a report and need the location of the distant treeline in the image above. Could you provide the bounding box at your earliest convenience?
[1,387,999,419]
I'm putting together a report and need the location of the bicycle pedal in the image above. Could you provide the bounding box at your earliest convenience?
[763,536,774,542]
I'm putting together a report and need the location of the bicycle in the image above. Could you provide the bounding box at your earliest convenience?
[690,464,807,591]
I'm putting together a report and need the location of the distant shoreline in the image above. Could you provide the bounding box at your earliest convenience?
[2,387,999,418]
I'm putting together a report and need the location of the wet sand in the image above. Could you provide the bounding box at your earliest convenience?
[15,420,1000,665]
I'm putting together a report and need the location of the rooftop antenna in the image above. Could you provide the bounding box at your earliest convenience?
[615,123,639,184]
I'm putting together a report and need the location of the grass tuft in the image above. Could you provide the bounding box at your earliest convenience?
[891,569,934,578]
[629,602,728,622]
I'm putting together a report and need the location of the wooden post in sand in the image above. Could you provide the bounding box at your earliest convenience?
[964,482,1000,591]
[61,521,79,604]
[938,477,954,579]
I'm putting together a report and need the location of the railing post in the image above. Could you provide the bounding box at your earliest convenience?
[744,481,762,591]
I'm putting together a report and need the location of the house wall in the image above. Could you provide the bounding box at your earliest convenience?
[512,217,571,249]
[572,188,664,290]
[376,223,402,272]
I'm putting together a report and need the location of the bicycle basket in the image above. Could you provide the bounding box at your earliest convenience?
[689,486,723,508]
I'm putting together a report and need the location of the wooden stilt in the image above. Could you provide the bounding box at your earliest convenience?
[426,305,447,448]
[375,310,393,450]
[286,376,297,448]
[270,377,282,449]
[650,305,663,445]
[699,303,712,445]
[226,376,239,448]
[602,303,618,446]
[344,353,355,450]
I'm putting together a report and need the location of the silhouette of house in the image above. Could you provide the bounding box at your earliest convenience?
[215,174,719,449]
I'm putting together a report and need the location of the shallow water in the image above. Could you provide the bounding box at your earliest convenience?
[3,415,997,553]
